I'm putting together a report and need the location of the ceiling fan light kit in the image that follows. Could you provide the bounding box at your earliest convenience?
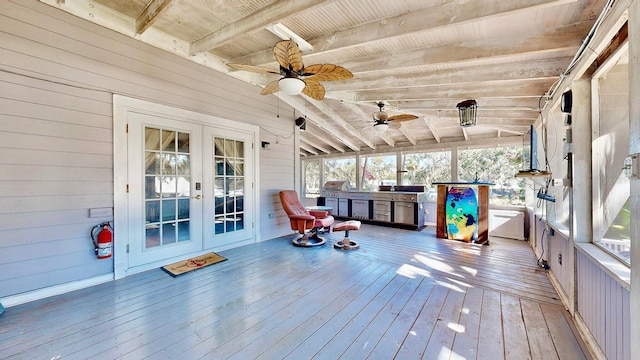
[457,99,478,127]
[227,40,352,100]
[374,122,389,133]
[279,77,305,95]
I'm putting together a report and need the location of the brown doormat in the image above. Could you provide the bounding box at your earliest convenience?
[161,252,227,277]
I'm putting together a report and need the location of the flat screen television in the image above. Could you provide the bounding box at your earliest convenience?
[521,125,538,172]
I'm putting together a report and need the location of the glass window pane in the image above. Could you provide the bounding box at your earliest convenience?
[177,132,189,153]
[161,176,177,198]
[145,127,160,150]
[215,138,224,156]
[225,139,234,157]
[235,141,244,158]
[145,200,160,223]
[304,160,320,198]
[235,160,244,176]
[177,176,190,197]
[177,198,190,220]
[596,198,631,264]
[145,152,160,174]
[162,223,176,245]
[162,199,176,221]
[226,196,235,213]
[177,221,190,242]
[162,130,176,151]
[402,151,451,200]
[236,214,244,231]
[324,157,356,190]
[458,146,525,206]
[215,216,225,234]
[215,157,224,176]
[145,225,160,248]
[145,176,161,199]
[234,178,244,196]
[176,155,190,175]
[226,160,234,176]
[359,154,396,191]
[162,154,176,175]
[226,216,235,232]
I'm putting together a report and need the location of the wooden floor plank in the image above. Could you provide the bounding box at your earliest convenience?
[477,289,505,360]
[310,274,410,359]
[541,303,590,360]
[394,283,450,359]
[421,282,467,360]
[521,299,561,360]
[502,294,532,360]
[281,264,400,360]
[338,275,423,359]
[252,262,393,360]
[451,286,483,359]
[0,224,590,360]
[211,261,381,359]
[365,277,435,359]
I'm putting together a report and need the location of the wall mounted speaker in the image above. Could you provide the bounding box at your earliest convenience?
[561,90,572,113]
[295,117,306,130]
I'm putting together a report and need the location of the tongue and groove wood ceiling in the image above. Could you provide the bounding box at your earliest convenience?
[42,0,607,155]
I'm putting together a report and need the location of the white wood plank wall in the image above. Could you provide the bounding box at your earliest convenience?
[577,251,630,360]
[0,0,295,299]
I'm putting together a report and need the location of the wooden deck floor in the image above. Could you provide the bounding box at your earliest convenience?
[0,225,590,359]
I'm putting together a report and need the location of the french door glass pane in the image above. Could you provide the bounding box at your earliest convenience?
[144,126,192,249]
[213,137,245,235]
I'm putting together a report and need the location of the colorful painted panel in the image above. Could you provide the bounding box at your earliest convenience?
[445,187,478,241]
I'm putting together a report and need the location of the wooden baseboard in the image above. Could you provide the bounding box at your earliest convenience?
[0,274,113,307]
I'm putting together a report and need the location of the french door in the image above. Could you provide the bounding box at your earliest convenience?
[126,112,254,268]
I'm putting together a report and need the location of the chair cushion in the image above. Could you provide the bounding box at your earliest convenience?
[333,220,361,232]
[315,215,335,228]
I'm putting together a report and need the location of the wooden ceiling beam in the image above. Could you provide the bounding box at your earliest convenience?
[423,117,442,143]
[234,0,580,66]
[299,142,319,155]
[279,95,361,152]
[302,130,346,153]
[189,0,333,55]
[306,99,376,149]
[135,0,174,34]
[352,80,551,102]
[324,57,571,92]
[300,138,331,154]
[392,98,544,112]
[398,126,417,146]
[337,23,591,74]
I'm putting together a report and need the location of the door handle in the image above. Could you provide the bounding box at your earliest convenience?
[193,194,202,200]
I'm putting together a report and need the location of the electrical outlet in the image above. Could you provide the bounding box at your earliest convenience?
[558,253,563,265]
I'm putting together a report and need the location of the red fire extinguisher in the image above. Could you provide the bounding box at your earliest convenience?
[91,222,113,259]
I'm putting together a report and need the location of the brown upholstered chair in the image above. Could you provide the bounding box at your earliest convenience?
[279,190,334,247]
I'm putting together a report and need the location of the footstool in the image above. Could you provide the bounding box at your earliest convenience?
[332,220,361,250]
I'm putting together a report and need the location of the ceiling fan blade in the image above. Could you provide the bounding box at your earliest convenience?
[387,114,419,122]
[301,79,325,100]
[303,64,354,81]
[273,40,304,72]
[260,80,281,95]
[227,63,280,74]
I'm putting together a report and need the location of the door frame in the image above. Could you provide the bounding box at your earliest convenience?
[113,95,261,279]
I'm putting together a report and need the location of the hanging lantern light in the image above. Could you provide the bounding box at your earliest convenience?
[457,99,478,127]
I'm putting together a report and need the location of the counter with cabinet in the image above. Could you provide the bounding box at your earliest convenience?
[319,189,430,229]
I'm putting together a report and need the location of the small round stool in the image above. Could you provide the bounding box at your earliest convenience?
[332,220,361,250]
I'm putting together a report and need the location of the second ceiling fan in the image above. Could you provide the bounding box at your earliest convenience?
[371,102,419,132]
